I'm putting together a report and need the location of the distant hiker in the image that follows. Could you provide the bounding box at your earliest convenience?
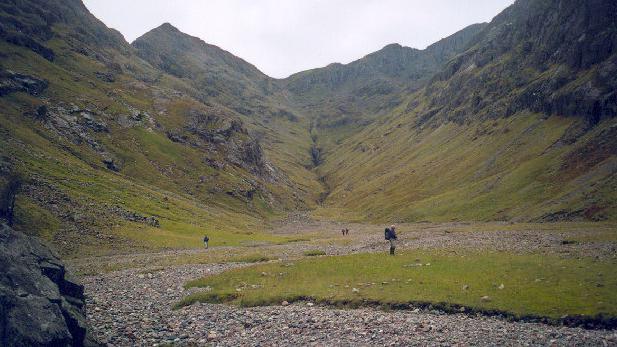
[341,228,346,236]
[203,235,209,249]
[345,228,350,235]
[384,225,397,255]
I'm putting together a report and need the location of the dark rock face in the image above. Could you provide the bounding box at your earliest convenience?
[0,0,129,63]
[108,206,160,227]
[0,70,48,97]
[425,0,617,125]
[0,223,98,346]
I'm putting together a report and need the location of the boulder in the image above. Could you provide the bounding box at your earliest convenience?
[0,224,98,346]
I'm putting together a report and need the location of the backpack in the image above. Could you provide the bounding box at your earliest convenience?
[384,228,391,240]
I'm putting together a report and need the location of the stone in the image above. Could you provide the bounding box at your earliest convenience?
[0,69,48,96]
[480,296,491,302]
[0,224,97,346]
[281,301,289,306]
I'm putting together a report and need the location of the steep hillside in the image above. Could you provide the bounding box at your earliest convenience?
[318,0,617,222]
[132,23,275,112]
[131,23,323,206]
[0,0,315,257]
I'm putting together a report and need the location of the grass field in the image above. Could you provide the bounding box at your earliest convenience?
[179,250,617,320]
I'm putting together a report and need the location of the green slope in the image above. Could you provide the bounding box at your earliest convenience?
[315,0,617,222]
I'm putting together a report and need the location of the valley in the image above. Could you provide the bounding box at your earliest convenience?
[1,0,615,258]
[0,0,616,345]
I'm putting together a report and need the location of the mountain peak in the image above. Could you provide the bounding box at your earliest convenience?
[382,43,404,50]
[157,22,179,32]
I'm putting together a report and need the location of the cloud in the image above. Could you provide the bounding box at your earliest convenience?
[83,0,514,78]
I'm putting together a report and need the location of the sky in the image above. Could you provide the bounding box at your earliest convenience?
[83,0,515,79]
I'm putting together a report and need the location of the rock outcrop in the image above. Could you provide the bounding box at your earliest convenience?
[0,224,97,346]
[0,69,48,97]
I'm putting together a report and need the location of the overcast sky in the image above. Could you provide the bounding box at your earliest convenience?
[83,0,514,78]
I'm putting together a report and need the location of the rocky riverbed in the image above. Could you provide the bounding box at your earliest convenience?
[83,262,617,346]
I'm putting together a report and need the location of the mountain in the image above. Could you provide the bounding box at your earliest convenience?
[285,23,486,95]
[0,0,615,257]
[317,0,617,222]
[132,23,275,107]
[281,23,487,143]
[0,0,313,256]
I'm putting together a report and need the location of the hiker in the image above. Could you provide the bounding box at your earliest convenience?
[203,235,209,249]
[345,228,350,235]
[384,225,397,255]
[341,228,346,236]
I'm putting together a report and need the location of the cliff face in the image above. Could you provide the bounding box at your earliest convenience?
[424,0,617,126]
[0,224,97,346]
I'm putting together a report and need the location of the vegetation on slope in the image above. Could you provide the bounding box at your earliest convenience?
[0,1,316,256]
[316,0,617,222]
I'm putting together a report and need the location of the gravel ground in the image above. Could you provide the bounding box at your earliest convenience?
[83,262,617,346]
[72,221,617,276]
[80,221,617,345]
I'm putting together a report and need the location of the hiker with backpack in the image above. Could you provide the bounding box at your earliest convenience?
[384,225,397,255]
[203,235,209,249]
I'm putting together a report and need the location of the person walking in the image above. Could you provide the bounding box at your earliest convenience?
[384,225,397,255]
[203,235,209,249]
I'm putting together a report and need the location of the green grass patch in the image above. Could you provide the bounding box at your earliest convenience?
[303,249,327,256]
[174,291,238,309]
[180,250,617,319]
[229,253,276,263]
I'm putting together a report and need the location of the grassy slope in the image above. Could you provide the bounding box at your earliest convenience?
[180,250,617,319]
[316,90,617,223]
[0,37,313,256]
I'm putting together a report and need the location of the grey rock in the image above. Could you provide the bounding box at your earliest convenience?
[0,69,48,96]
[0,223,98,346]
